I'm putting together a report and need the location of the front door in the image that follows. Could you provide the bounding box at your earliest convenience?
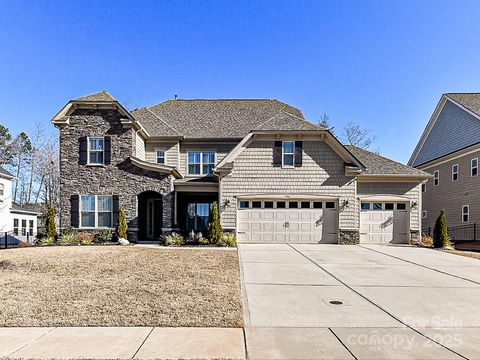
[146,199,162,239]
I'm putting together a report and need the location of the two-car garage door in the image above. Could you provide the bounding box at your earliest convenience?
[237,199,338,243]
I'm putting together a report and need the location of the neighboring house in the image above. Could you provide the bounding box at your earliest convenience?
[52,91,429,244]
[0,167,40,243]
[409,93,480,232]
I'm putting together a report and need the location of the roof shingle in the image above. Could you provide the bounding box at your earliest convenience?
[444,93,480,117]
[74,91,117,102]
[346,145,430,177]
[132,99,323,138]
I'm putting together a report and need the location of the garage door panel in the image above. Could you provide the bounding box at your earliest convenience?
[237,201,338,244]
[360,209,408,244]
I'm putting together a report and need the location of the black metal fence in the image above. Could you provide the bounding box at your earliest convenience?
[422,223,479,242]
[1,231,37,249]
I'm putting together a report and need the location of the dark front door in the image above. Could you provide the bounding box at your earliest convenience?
[187,203,211,233]
[176,192,218,233]
[146,199,163,239]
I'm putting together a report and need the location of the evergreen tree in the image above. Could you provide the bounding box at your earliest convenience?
[433,210,449,248]
[116,207,128,239]
[207,201,222,244]
[45,207,57,240]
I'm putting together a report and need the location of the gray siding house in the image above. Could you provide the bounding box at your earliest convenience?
[409,93,480,231]
[53,91,429,244]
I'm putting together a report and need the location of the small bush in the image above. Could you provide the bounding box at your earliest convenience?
[78,233,95,245]
[218,233,237,247]
[420,235,433,247]
[116,208,128,240]
[60,233,79,245]
[95,230,113,243]
[433,210,450,248]
[162,233,185,247]
[40,237,55,245]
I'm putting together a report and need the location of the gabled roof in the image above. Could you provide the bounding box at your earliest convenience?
[346,145,430,177]
[131,99,323,138]
[444,93,480,117]
[0,166,14,179]
[409,93,480,167]
[74,90,117,102]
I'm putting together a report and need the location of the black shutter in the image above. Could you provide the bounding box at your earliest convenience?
[294,141,303,167]
[104,136,111,165]
[273,141,282,167]
[79,137,88,165]
[71,195,80,228]
[112,195,120,227]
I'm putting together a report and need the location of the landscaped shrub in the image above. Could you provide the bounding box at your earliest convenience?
[420,235,433,247]
[60,233,79,245]
[78,233,95,245]
[218,233,237,247]
[95,229,113,243]
[433,210,450,248]
[207,201,222,245]
[162,233,186,247]
[45,207,57,240]
[40,237,55,245]
[116,207,128,239]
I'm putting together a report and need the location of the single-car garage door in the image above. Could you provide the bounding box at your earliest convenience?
[237,199,338,243]
[360,202,409,243]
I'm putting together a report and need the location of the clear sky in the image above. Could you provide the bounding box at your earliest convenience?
[1,0,480,163]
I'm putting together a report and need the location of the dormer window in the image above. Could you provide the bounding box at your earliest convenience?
[88,137,104,165]
[156,150,165,164]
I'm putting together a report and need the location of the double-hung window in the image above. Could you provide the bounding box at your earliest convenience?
[433,170,439,186]
[462,205,469,223]
[88,137,104,165]
[29,220,34,236]
[421,183,426,193]
[21,220,26,235]
[80,195,113,228]
[471,158,478,177]
[452,164,458,181]
[156,150,165,164]
[13,219,18,235]
[187,152,216,175]
[282,141,295,167]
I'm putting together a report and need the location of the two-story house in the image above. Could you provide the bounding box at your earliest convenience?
[409,93,480,232]
[52,91,429,244]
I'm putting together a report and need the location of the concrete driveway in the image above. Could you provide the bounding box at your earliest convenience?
[239,244,480,360]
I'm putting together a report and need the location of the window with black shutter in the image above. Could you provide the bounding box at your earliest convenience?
[71,195,80,228]
[273,141,282,167]
[79,137,88,165]
[294,141,303,167]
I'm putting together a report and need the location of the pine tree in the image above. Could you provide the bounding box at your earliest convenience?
[207,201,222,244]
[116,207,128,239]
[433,210,449,248]
[45,207,57,240]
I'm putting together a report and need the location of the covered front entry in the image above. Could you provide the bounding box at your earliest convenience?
[237,199,339,243]
[360,202,409,243]
[138,191,163,240]
[176,192,218,234]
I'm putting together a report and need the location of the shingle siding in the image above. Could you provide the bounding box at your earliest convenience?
[135,133,145,160]
[413,100,480,167]
[145,142,179,167]
[219,139,357,230]
[420,147,480,229]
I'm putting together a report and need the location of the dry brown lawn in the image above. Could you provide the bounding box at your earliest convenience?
[0,246,243,327]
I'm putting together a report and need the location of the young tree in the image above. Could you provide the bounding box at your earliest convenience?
[45,207,57,240]
[12,132,33,204]
[207,201,222,244]
[433,210,449,248]
[318,113,333,132]
[342,121,375,150]
[116,208,128,239]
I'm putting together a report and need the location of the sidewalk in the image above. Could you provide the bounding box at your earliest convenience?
[0,327,246,359]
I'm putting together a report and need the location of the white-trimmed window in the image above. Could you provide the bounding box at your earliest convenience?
[156,150,165,164]
[282,141,295,167]
[29,220,34,236]
[471,158,478,177]
[21,219,26,235]
[433,170,439,186]
[13,219,18,235]
[421,183,426,193]
[462,205,469,223]
[0,183,3,197]
[422,210,427,219]
[80,195,113,228]
[187,152,216,175]
[452,164,458,181]
[88,137,104,165]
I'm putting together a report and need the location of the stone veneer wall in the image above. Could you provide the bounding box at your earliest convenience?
[59,108,174,242]
[339,229,360,245]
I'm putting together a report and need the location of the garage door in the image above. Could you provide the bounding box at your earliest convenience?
[237,199,338,243]
[360,202,408,243]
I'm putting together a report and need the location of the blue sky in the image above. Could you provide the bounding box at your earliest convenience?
[1,0,479,163]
